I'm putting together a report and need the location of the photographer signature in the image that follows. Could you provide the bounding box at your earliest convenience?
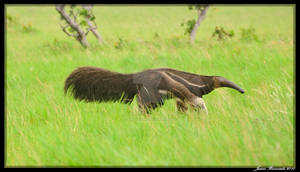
[254,166,295,171]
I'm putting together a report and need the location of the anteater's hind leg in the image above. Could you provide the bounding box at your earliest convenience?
[176,98,188,112]
[136,85,164,114]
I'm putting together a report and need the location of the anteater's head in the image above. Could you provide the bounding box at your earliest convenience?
[213,76,245,94]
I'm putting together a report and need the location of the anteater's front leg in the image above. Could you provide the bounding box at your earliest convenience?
[159,72,202,108]
[195,97,208,114]
[176,97,208,113]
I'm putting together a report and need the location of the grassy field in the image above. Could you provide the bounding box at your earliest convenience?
[5,5,294,167]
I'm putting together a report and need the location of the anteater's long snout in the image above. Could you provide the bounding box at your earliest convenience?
[215,76,245,94]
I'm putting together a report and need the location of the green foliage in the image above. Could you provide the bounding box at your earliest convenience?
[60,5,97,35]
[153,32,160,39]
[79,20,87,27]
[188,5,193,10]
[181,4,209,37]
[240,27,259,42]
[188,4,207,12]
[181,19,196,35]
[21,22,37,33]
[90,15,96,21]
[114,37,126,49]
[6,13,18,24]
[79,8,89,17]
[68,27,76,34]
[211,26,235,41]
[6,13,37,33]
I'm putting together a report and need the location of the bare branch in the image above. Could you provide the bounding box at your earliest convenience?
[81,4,93,10]
[81,4,103,44]
[189,5,210,44]
[60,23,78,37]
[55,4,89,47]
[90,19,98,29]
[69,7,78,23]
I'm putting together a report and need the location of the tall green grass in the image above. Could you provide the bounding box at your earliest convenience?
[6,5,294,167]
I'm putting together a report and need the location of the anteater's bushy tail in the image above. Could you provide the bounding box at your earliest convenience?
[64,66,137,102]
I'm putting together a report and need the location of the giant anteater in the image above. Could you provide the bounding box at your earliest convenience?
[64,67,245,113]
